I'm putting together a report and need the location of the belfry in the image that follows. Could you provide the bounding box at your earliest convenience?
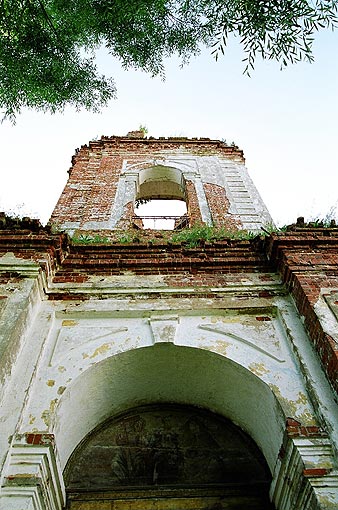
[0,132,338,510]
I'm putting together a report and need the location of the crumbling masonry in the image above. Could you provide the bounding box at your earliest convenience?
[0,133,338,510]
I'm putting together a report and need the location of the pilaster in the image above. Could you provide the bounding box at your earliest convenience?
[1,435,65,510]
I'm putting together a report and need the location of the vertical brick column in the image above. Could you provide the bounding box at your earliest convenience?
[50,146,91,225]
[203,183,242,230]
[185,180,203,225]
[81,155,122,223]
[50,146,123,228]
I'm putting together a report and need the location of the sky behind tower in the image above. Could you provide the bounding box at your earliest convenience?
[1,29,338,227]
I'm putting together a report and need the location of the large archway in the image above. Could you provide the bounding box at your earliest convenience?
[53,344,285,476]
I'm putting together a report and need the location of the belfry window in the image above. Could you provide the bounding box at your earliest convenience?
[134,165,188,230]
[135,199,187,230]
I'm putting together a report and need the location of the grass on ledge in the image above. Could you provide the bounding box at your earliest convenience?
[71,224,259,248]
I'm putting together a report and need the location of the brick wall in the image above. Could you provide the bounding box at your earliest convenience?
[51,149,124,225]
[203,183,242,230]
[49,136,244,229]
[266,229,338,395]
[185,180,202,225]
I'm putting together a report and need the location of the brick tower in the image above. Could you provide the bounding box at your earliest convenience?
[0,133,338,510]
[49,131,272,235]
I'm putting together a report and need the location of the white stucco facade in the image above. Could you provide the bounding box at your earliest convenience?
[1,256,338,509]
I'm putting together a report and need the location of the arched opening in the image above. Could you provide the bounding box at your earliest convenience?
[134,166,189,229]
[53,345,285,509]
[65,404,273,509]
[135,199,187,230]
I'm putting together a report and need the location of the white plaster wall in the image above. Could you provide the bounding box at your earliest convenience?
[2,269,338,510]
[11,289,337,475]
[0,256,45,477]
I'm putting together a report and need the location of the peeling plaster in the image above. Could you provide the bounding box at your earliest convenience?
[41,398,58,428]
[249,362,270,377]
[203,339,231,356]
[61,320,78,327]
[82,342,111,359]
[269,385,317,425]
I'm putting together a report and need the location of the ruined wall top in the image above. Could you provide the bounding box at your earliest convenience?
[49,135,272,235]
[69,135,245,169]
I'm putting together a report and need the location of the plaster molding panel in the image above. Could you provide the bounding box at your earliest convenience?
[18,311,154,433]
[106,171,137,229]
[123,156,199,177]
[177,309,317,426]
[0,306,55,480]
[0,257,48,475]
[18,297,326,441]
[197,156,273,230]
[148,315,179,344]
[279,295,338,454]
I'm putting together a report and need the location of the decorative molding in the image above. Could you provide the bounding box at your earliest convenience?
[1,442,65,510]
[0,486,45,510]
[198,323,285,363]
[271,435,338,509]
[50,324,128,365]
[148,315,179,344]
[0,253,40,277]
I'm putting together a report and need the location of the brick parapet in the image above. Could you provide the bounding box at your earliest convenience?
[55,238,269,276]
[0,229,68,273]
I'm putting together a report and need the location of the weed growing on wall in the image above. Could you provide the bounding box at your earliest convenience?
[71,224,262,247]
[171,224,257,247]
[72,234,110,244]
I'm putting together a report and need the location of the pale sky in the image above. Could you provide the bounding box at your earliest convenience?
[1,29,338,227]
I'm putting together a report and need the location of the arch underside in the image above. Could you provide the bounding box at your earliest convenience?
[54,345,284,472]
[136,165,186,201]
[53,344,284,509]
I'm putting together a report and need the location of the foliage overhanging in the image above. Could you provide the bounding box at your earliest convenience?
[1,0,337,120]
